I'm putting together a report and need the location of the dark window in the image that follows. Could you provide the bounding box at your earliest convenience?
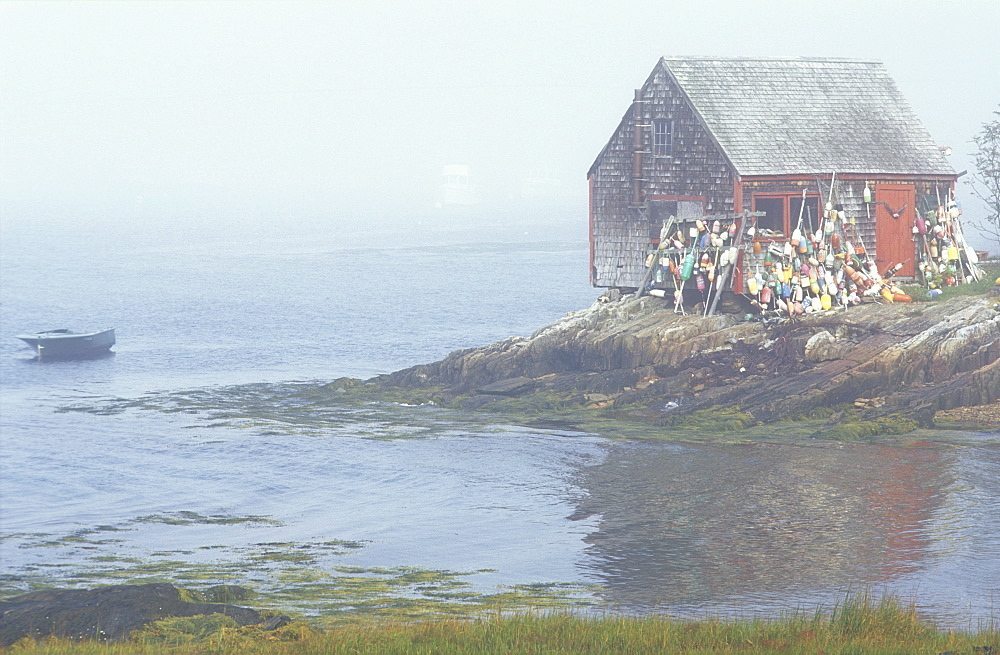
[753,194,820,238]
[754,197,785,236]
[652,120,672,157]
[649,200,677,241]
[789,196,820,234]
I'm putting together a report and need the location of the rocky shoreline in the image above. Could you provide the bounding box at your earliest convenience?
[364,293,999,438]
[0,583,292,647]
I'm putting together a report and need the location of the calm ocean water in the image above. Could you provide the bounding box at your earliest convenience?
[1,217,997,628]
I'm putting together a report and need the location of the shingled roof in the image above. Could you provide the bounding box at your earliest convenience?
[658,57,955,177]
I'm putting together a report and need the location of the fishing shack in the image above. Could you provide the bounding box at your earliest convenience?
[588,57,979,314]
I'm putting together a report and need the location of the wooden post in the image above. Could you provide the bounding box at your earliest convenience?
[633,216,675,299]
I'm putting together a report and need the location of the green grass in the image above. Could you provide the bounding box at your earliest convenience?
[902,261,1000,302]
[4,594,997,654]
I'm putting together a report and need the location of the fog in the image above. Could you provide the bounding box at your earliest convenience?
[2,0,998,244]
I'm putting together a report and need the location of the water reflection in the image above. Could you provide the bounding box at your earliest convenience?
[22,350,117,363]
[573,441,954,612]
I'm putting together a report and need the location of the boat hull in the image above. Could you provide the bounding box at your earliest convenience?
[17,329,116,359]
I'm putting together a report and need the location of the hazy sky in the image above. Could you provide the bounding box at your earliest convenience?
[2,0,998,233]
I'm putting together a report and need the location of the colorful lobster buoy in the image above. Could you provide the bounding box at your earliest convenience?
[681,250,695,280]
[883,262,903,279]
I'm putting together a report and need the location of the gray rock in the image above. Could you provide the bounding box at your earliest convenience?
[804,330,839,362]
[476,376,535,396]
[262,614,293,630]
[0,583,262,647]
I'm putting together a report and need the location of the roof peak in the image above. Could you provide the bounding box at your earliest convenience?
[660,56,882,64]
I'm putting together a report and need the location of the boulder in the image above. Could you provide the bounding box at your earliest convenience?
[803,330,854,362]
[0,583,263,647]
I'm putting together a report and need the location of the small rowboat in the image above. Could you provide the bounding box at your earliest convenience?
[16,328,115,359]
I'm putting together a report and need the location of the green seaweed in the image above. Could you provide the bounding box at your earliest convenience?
[814,415,921,442]
[660,406,759,431]
[0,529,597,624]
[471,391,577,415]
[52,360,984,452]
[131,511,282,527]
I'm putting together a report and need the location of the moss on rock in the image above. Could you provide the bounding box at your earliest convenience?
[813,414,921,442]
[662,406,758,432]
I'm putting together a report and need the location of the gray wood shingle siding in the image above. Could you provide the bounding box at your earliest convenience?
[589,67,734,288]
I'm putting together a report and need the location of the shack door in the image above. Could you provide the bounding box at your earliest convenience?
[874,184,916,278]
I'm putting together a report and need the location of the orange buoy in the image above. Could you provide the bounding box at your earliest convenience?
[893,292,912,302]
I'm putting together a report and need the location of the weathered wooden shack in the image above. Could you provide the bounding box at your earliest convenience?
[588,57,958,293]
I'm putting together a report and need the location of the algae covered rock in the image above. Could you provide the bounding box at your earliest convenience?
[373,294,1000,436]
[0,582,263,646]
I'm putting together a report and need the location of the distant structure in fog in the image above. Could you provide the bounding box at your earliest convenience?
[437,164,478,208]
[517,165,574,204]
